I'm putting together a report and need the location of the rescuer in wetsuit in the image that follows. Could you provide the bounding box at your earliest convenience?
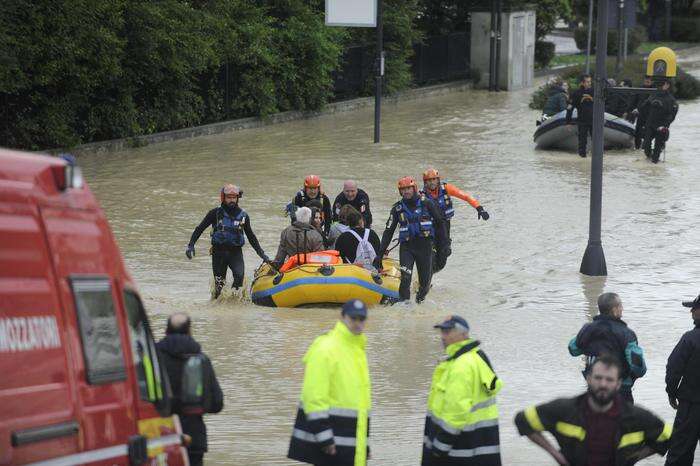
[186,184,270,298]
[566,74,594,158]
[290,175,332,237]
[630,76,654,149]
[640,79,678,163]
[375,176,448,304]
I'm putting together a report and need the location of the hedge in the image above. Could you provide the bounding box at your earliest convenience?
[535,41,557,69]
[670,16,700,42]
[573,26,646,55]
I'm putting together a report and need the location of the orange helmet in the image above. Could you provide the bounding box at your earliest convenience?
[423,168,440,182]
[397,176,417,193]
[220,183,241,202]
[304,175,321,189]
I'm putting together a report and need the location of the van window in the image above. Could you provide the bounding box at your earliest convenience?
[123,290,165,404]
[71,278,126,384]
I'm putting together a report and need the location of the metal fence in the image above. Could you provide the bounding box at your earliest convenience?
[332,32,471,99]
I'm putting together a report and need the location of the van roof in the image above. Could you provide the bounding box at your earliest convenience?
[0,148,99,210]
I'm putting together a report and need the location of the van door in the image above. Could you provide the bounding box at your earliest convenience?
[40,207,136,463]
[0,201,79,464]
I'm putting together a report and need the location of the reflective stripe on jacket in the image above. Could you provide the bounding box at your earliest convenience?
[288,321,371,466]
[210,207,246,247]
[422,339,502,466]
[514,394,671,465]
[397,197,435,243]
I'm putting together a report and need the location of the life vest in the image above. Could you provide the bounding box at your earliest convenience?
[397,197,435,243]
[297,190,326,224]
[348,229,377,270]
[424,182,454,220]
[211,207,246,247]
[279,250,342,272]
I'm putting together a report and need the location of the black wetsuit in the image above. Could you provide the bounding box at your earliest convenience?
[332,189,373,228]
[641,89,678,163]
[567,87,594,157]
[376,194,447,303]
[631,84,653,149]
[189,204,267,297]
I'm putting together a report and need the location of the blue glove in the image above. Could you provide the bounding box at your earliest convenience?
[186,244,195,260]
[477,206,490,221]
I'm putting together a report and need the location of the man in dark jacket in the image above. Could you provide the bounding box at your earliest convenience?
[515,354,671,466]
[157,313,223,466]
[641,79,679,163]
[665,293,700,466]
[630,76,654,148]
[566,74,594,158]
[186,184,270,298]
[333,180,372,228]
[568,292,647,403]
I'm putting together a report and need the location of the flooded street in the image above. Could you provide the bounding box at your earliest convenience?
[80,52,700,465]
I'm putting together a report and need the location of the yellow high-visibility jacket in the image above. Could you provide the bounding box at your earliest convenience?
[422,339,502,465]
[288,321,371,466]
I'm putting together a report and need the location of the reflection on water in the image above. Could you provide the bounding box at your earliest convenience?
[78,53,700,465]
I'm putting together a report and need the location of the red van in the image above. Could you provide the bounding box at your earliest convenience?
[0,149,188,465]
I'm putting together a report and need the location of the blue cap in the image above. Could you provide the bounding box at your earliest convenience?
[342,299,368,318]
[434,315,469,331]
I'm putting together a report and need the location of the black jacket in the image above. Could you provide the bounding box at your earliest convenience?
[332,189,372,228]
[629,84,653,119]
[293,190,332,235]
[157,334,224,454]
[567,87,595,125]
[335,227,380,264]
[666,322,700,402]
[641,89,678,130]
[568,314,646,387]
[606,91,630,118]
[515,394,670,466]
[189,204,266,257]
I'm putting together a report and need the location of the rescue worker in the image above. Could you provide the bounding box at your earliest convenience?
[288,299,371,466]
[641,79,678,163]
[333,180,372,228]
[421,168,488,272]
[568,292,647,404]
[186,184,270,298]
[566,74,594,158]
[292,175,332,236]
[631,76,654,149]
[335,209,380,269]
[665,293,700,466]
[376,176,448,304]
[423,315,502,466]
[272,206,324,268]
[515,354,671,466]
[156,313,223,466]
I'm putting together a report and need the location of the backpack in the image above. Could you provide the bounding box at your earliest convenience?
[349,229,377,269]
[180,354,217,415]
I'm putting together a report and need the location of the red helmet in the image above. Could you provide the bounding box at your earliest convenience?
[397,176,417,193]
[304,175,321,189]
[220,184,241,202]
[423,168,440,182]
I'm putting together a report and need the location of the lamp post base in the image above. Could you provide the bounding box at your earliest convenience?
[580,242,607,276]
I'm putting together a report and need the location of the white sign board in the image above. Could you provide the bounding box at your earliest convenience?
[326,0,377,27]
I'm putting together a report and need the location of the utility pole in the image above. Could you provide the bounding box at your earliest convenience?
[580,0,609,276]
[585,0,594,74]
[374,0,383,143]
[616,0,624,73]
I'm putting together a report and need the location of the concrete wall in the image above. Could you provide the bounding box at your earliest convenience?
[470,10,536,90]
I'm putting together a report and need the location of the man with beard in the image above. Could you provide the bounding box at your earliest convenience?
[186,184,270,298]
[664,293,700,466]
[515,355,671,466]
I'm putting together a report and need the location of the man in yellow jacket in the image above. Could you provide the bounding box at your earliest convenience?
[288,299,371,466]
[423,315,502,466]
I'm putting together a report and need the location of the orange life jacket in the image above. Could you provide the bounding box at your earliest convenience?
[279,250,342,272]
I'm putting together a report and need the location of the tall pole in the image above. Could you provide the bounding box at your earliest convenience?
[665,0,672,40]
[616,0,624,72]
[374,0,383,144]
[585,0,594,74]
[495,0,502,92]
[580,0,608,276]
[489,0,497,91]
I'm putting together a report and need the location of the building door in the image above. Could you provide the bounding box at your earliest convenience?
[512,15,525,89]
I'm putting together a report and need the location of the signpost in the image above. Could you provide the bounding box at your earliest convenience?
[325,0,382,143]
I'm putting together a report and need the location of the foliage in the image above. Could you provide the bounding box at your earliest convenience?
[530,56,700,109]
[670,16,700,42]
[573,26,646,55]
[535,41,557,69]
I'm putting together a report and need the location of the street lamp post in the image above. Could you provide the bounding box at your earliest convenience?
[580,0,609,276]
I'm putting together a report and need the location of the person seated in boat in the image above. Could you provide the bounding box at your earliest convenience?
[304,199,329,246]
[327,204,356,248]
[540,78,569,122]
[272,207,324,269]
[335,209,380,270]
